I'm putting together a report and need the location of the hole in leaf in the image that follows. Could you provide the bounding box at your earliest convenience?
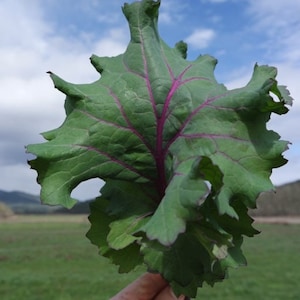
[71,178,104,201]
[204,180,212,192]
[200,180,212,205]
[270,91,280,102]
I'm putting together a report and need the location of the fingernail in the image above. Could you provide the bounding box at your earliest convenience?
[170,289,186,300]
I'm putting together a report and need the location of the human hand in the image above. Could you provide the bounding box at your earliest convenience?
[110,273,186,300]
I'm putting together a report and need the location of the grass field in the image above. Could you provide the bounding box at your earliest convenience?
[0,215,299,300]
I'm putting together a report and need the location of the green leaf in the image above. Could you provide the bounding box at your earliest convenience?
[27,0,293,297]
[108,215,148,250]
[86,195,144,273]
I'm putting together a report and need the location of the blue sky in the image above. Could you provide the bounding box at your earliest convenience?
[1,0,299,200]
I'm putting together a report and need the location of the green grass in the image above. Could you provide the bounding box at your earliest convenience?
[0,215,299,300]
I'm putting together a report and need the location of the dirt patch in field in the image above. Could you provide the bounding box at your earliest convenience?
[0,214,89,224]
[254,216,300,224]
[0,215,18,222]
[1,214,300,225]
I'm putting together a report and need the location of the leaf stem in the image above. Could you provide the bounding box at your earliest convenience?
[155,66,193,200]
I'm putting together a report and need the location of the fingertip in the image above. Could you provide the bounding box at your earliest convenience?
[173,291,186,300]
[155,286,186,300]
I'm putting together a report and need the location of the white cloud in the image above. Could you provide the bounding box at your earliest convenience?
[93,28,128,58]
[1,164,39,194]
[158,0,187,24]
[185,28,216,49]
[246,0,300,65]
[247,0,300,26]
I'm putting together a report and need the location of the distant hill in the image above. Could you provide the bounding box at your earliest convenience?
[0,179,299,215]
[0,190,57,214]
[251,180,300,216]
[0,189,91,214]
[54,201,91,214]
[0,190,40,205]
